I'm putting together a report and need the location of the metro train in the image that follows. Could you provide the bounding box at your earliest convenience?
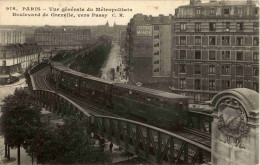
[50,64,189,130]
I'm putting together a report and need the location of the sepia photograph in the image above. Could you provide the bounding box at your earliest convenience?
[0,0,259,164]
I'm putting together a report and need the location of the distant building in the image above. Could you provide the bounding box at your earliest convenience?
[171,0,259,103]
[0,43,42,84]
[0,29,25,45]
[120,30,127,51]
[126,14,173,90]
[34,26,92,50]
[89,22,126,42]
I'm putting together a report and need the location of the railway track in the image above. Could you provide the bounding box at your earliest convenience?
[35,67,211,148]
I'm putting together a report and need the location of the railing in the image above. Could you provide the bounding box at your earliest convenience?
[186,110,212,136]
[94,115,211,164]
[26,65,212,164]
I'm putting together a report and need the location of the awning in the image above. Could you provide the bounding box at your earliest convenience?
[11,72,22,77]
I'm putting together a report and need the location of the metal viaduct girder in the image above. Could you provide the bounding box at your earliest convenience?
[31,89,211,164]
[26,65,211,164]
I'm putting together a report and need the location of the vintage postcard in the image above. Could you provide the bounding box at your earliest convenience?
[0,0,259,164]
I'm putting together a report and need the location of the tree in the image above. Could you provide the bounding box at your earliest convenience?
[0,88,42,165]
[27,113,112,164]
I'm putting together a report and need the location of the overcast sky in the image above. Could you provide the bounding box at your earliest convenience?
[0,0,253,26]
[0,0,192,26]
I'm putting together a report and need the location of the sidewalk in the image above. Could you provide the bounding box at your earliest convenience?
[0,136,33,165]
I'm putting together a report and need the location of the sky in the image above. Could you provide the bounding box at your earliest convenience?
[0,0,192,26]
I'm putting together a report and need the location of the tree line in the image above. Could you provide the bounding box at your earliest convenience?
[0,88,112,164]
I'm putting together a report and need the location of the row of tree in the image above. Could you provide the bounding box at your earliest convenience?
[0,88,112,164]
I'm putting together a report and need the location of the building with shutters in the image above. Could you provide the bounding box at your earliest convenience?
[34,26,92,50]
[171,0,259,103]
[126,14,173,90]
[0,43,42,84]
[0,29,25,45]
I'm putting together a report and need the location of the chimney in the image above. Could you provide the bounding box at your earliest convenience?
[190,0,201,5]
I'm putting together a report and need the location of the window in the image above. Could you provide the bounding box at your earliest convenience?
[253,67,258,76]
[154,43,160,47]
[222,36,231,46]
[3,52,6,58]
[154,51,159,55]
[209,65,215,74]
[222,80,230,89]
[238,8,243,16]
[194,64,201,74]
[195,23,201,32]
[236,51,243,61]
[2,60,6,66]
[194,79,201,90]
[253,82,259,92]
[209,80,216,90]
[237,23,244,31]
[180,36,186,45]
[209,23,216,31]
[253,52,259,61]
[222,65,230,75]
[209,36,216,45]
[236,66,243,76]
[154,35,160,39]
[180,64,186,73]
[210,8,215,15]
[236,81,243,88]
[196,9,201,15]
[194,94,201,103]
[154,25,159,30]
[154,68,159,72]
[236,37,243,46]
[253,22,259,31]
[195,36,201,45]
[225,22,230,32]
[224,8,230,15]
[180,23,186,31]
[209,51,216,60]
[255,7,258,15]
[180,78,186,89]
[154,60,159,64]
[195,50,201,59]
[253,37,259,46]
[222,51,230,60]
[180,50,187,59]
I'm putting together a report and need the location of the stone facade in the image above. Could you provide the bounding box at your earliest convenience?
[34,26,92,50]
[0,44,42,84]
[126,14,173,88]
[171,0,259,103]
[209,88,259,165]
[0,29,25,45]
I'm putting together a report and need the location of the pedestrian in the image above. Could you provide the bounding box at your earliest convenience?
[109,142,113,152]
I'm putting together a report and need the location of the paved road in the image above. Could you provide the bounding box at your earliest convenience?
[101,43,127,83]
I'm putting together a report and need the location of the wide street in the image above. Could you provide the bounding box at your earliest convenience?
[101,42,127,83]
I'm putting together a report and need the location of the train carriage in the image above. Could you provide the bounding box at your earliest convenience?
[51,64,113,106]
[112,83,189,129]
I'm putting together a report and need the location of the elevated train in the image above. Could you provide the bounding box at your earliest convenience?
[50,64,189,130]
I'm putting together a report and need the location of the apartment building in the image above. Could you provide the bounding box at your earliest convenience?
[0,44,42,84]
[126,14,173,89]
[171,0,259,103]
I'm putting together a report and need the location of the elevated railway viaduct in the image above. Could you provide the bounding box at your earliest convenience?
[24,62,259,165]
